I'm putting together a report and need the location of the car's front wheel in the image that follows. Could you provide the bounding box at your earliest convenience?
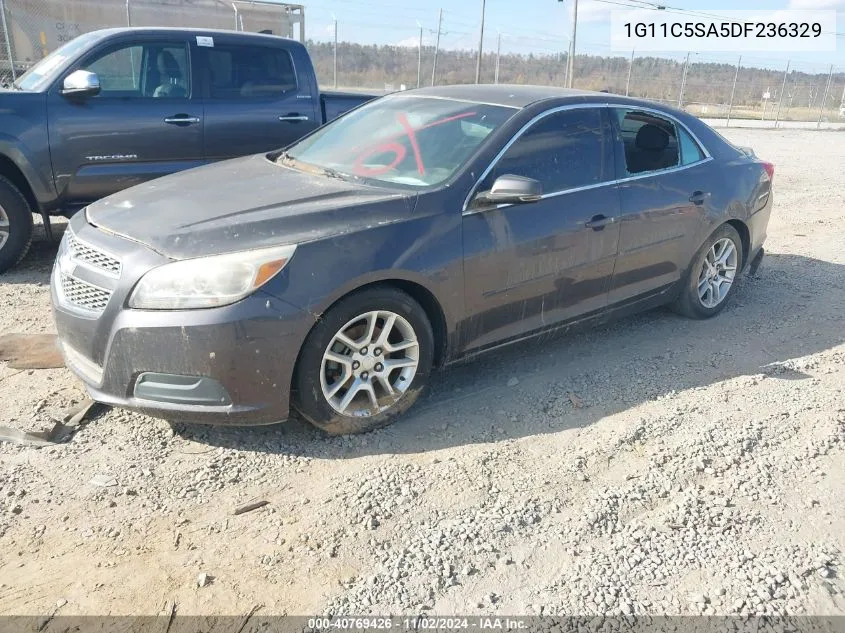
[292,286,434,435]
[672,223,744,319]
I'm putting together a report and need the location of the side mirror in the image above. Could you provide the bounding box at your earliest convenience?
[61,70,100,98]
[474,174,543,206]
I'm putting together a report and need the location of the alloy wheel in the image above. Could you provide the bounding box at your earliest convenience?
[320,310,420,417]
[697,237,738,308]
[0,205,9,251]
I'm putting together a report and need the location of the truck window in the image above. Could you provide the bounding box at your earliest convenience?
[205,45,297,99]
[82,43,190,99]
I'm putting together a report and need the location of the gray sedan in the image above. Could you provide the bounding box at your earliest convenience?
[51,85,773,435]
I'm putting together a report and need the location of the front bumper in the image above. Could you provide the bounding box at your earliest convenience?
[51,213,315,426]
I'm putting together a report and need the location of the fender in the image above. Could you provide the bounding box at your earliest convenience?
[0,137,57,206]
[310,267,458,330]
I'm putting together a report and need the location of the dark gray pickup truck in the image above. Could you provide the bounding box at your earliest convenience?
[0,27,376,272]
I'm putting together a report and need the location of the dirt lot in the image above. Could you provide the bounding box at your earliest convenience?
[0,128,843,618]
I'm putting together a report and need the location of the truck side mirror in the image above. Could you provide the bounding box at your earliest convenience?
[62,70,101,98]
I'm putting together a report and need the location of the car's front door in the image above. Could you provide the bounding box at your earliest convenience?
[607,107,713,305]
[48,36,204,208]
[198,40,319,161]
[459,106,621,353]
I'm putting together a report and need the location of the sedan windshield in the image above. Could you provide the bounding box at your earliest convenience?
[280,95,515,188]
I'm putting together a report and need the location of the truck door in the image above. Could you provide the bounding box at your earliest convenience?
[47,35,204,208]
[197,38,320,160]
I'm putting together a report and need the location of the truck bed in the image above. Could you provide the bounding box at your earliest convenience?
[320,90,378,124]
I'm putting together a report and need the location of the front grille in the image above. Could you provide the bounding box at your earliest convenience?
[60,274,113,313]
[67,232,122,277]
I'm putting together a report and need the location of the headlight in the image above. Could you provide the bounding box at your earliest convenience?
[128,244,296,310]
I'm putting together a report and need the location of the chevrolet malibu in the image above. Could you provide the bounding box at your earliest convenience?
[51,85,773,435]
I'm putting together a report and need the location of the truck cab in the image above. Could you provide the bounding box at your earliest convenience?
[0,27,375,272]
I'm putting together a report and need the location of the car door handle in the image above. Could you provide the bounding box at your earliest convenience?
[689,191,708,205]
[164,115,201,126]
[585,214,616,230]
[279,114,309,123]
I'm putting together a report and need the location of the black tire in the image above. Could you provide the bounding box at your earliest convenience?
[672,223,744,319]
[0,176,34,274]
[292,286,435,435]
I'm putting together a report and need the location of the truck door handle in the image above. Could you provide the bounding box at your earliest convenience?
[585,214,615,230]
[689,191,708,205]
[279,114,309,123]
[164,115,201,126]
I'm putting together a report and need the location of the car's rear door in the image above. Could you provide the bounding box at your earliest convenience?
[607,107,714,305]
[197,36,320,160]
[460,106,621,353]
[47,33,203,208]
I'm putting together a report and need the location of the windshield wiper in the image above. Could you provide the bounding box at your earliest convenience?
[319,166,352,181]
[277,151,354,182]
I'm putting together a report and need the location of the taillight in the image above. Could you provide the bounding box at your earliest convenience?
[761,161,775,181]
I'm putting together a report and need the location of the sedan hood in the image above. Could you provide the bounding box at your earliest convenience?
[86,154,417,260]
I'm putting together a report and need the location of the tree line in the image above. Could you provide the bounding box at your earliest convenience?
[306,40,844,110]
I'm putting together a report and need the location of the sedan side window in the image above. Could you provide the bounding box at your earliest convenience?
[480,108,610,194]
[678,126,706,165]
[615,109,680,175]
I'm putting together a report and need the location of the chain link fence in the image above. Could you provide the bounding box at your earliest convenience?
[2,0,842,129]
[0,0,304,83]
[308,21,845,129]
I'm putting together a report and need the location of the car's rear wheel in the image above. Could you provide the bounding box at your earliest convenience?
[292,286,434,435]
[0,176,34,274]
[672,224,743,319]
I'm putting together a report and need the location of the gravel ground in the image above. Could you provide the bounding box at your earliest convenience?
[0,128,843,617]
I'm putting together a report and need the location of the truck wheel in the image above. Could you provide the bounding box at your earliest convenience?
[0,176,34,274]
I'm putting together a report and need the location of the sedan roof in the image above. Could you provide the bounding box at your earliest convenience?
[400,84,603,109]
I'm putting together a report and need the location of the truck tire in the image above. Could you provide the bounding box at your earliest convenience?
[0,176,34,274]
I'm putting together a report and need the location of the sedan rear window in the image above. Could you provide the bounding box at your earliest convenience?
[616,109,681,175]
[281,96,515,188]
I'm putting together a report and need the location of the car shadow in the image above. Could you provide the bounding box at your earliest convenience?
[1,222,67,285]
[173,252,845,459]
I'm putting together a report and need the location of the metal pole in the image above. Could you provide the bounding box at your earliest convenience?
[0,0,15,81]
[567,0,578,88]
[784,73,798,121]
[232,3,239,30]
[474,0,486,84]
[774,61,789,128]
[625,49,634,96]
[125,0,131,26]
[677,51,690,108]
[494,31,501,84]
[417,24,423,88]
[726,55,741,128]
[562,52,568,88]
[817,64,834,129]
[333,18,338,89]
[431,8,442,86]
